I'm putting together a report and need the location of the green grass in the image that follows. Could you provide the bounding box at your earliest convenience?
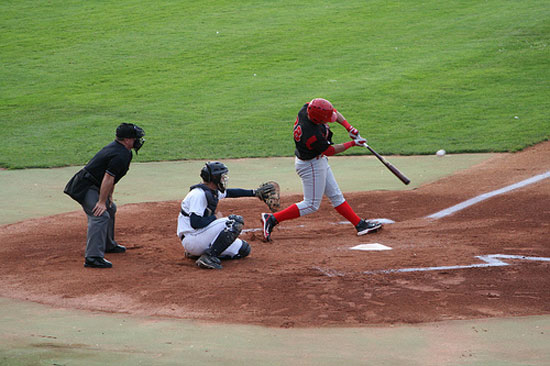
[1,0,548,168]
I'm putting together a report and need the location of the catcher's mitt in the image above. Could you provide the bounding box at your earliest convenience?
[255,181,280,212]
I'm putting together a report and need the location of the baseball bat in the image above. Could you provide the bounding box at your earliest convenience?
[361,142,411,185]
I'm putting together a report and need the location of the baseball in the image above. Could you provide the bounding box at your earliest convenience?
[436,149,446,157]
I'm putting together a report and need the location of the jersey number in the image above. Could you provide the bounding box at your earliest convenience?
[294,125,302,142]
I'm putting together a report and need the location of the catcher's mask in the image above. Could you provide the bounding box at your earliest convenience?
[307,98,338,124]
[201,161,229,192]
[116,123,146,153]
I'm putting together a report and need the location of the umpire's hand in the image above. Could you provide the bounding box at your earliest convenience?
[92,201,108,216]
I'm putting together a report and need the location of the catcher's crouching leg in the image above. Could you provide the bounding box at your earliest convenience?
[196,215,245,269]
[222,240,251,260]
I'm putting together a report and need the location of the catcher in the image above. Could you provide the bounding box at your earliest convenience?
[177,161,279,269]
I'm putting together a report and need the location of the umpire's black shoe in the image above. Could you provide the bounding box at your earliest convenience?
[84,257,113,268]
[356,219,382,236]
[106,244,126,253]
[261,213,278,242]
[196,254,222,269]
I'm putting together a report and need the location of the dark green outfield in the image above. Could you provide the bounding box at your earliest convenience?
[1,0,548,168]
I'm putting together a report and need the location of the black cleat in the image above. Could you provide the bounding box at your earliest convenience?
[185,251,200,260]
[355,219,382,236]
[105,244,126,253]
[84,257,113,268]
[196,254,222,269]
[261,213,277,241]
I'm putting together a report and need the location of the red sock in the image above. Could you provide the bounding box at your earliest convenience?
[334,201,361,226]
[273,204,300,223]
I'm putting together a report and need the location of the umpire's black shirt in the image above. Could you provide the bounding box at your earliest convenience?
[85,140,133,186]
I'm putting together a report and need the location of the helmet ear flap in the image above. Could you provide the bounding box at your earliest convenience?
[200,163,212,182]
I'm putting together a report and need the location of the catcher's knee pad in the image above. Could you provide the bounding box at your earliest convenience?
[226,214,244,235]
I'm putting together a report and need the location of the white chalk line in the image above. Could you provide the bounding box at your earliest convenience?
[313,267,345,278]
[242,224,304,233]
[427,171,550,219]
[313,254,550,277]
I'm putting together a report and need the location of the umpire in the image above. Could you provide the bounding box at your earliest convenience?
[64,123,145,268]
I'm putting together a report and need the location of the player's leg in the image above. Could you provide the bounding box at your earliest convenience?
[196,215,245,269]
[81,189,112,268]
[218,238,251,260]
[324,163,360,226]
[325,163,382,235]
[182,218,228,256]
[295,157,327,215]
[104,201,125,253]
[262,157,327,241]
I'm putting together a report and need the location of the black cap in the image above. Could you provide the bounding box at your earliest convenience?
[116,123,145,139]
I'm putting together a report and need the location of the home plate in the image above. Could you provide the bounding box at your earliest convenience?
[350,243,392,251]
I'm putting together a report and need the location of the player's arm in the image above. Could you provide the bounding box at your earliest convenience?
[225,188,255,198]
[190,213,216,229]
[92,173,115,216]
[322,136,367,156]
[335,111,360,139]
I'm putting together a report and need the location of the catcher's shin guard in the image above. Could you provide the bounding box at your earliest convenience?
[209,216,244,257]
[197,216,245,269]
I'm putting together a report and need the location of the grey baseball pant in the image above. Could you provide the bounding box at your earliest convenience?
[81,188,117,258]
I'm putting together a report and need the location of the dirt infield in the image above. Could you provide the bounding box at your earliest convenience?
[0,142,549,328]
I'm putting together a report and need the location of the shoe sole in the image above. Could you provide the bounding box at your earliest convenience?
[196,259,222,270]
[84,264,113,268]
[357,224,382,236]
[261,213,271,241]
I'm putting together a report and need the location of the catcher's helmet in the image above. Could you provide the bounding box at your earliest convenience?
[201,161,229,192]
[307,98,338,124]
[116,123,146,153]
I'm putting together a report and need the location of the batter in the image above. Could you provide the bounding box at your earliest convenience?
[261,98,382,241]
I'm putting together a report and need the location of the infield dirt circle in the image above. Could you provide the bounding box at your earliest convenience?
[0,142,549,328]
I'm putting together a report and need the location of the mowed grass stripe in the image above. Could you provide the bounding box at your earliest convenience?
[0,0,548,168]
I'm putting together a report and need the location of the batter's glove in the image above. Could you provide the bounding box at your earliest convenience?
[347,126,359,139]
[352,135,367,146]
[255,181,281,212]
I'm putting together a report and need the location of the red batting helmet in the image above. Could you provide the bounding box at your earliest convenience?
[307,98,338,124]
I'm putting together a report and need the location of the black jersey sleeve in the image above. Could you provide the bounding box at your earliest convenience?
[106,152,131,181]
